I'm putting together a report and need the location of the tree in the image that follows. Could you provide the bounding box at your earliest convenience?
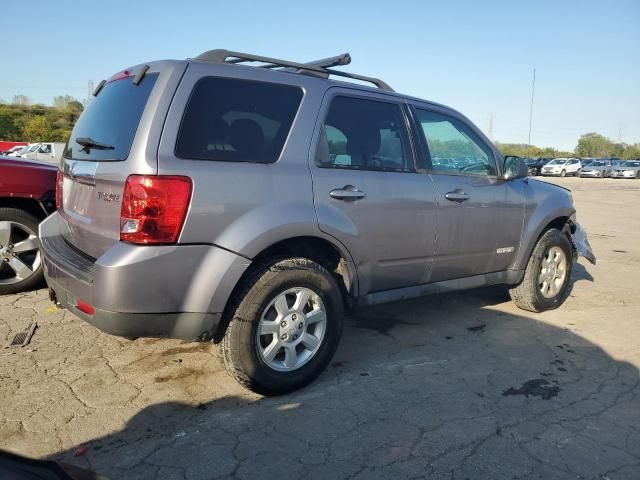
[22,116,53,142]
[53,95,77,109]
[12,95,31,106]
[574,133,615,157]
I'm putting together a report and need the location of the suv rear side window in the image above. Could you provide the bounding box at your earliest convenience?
[63,74,158,162]
[316,95,413,172]
[175,77,303,163]
[415,109,496,176]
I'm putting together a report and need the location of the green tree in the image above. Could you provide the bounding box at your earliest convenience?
[575,132,615,157]
[23,116,54,142]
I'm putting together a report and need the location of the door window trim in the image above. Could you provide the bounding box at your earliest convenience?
[409,104,501,178]
[312,89,419,174]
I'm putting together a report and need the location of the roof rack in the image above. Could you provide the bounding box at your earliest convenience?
[194,49,394,91]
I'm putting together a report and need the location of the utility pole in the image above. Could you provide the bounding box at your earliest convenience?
[527,68,536,156]
[487,112,495,142]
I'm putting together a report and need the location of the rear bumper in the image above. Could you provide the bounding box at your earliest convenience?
[580,170,603,177]
[40,212,251,341]
[47,276,221,340]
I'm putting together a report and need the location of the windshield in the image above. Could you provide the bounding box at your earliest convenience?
[63,73,158,161]
[548,159,567,165]
[624,161,640,168]
[591,161,604,166]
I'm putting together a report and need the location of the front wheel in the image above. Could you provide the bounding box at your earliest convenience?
[560,170,566,177]
[219,257,344,395]
[509,229,573,312]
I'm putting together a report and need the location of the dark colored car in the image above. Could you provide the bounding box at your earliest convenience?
[525,157,550,176]
[0,156,57,294]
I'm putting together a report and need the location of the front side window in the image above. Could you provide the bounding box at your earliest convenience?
[415,109,496,176]
[315,95,412,172]
[175,77,303,163]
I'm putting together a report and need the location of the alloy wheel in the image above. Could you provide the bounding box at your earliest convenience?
[0,221,41,285]
[256,287,327,372]
[538,246,567,298]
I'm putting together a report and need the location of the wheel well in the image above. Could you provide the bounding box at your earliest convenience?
[251,236,352,295]
[213,236,353,342]
[0,197,48,221]
[543,216,570,234]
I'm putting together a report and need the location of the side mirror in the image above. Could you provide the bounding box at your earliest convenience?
[502,156,529,180]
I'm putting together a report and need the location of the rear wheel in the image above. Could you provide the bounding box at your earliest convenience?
[0,208,44,295]
[575,169,581,177]
[219,257,344,395]
[560,169,566,177]
[509,228,573,313]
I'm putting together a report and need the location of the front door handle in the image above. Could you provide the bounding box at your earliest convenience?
[444,190,470,203]
[330,185,366,200]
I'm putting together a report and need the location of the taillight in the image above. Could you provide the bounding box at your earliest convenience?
[55,170,63,210]
[120,175,192,245]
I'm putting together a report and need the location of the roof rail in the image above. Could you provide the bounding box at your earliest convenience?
[194,49,394,91]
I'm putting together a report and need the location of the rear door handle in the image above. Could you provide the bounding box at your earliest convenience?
[330,186,366,200]
[444,190,470,203]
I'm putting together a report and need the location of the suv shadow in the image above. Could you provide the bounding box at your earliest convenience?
[43,276,637,480]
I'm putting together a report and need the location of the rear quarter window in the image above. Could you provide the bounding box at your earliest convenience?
[63,73,158,162]
[175,77,303,163]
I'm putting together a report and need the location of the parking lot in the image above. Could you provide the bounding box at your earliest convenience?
[1,177,639,479]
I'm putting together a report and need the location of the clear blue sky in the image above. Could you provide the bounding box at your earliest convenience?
[1,0,638,151]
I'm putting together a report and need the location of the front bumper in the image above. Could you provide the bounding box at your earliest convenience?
[569,221,596,265]
[40,213,250,341]
[580,170,604,177]
[611,171,636,178]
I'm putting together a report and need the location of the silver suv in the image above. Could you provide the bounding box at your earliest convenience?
[40,50,595,395]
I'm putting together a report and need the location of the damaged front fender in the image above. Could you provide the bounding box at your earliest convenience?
[568,221,596,265]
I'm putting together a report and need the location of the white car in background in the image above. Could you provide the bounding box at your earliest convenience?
[541,158,582,177]
[21,142,66,163]
[9,143,40,157]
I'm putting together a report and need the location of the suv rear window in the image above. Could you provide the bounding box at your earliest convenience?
[175,77,303,163]
[63,74,158,162]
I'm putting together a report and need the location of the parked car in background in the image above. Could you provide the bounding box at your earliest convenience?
[0,145,28,156]
[0,156,57,294]
[580,160,610,178]
[525,157,549,176]
[0,141,28,154]
[541,158,581,177]
[611,160,640,179]
[10,143,41,157]
[21,142,66,164]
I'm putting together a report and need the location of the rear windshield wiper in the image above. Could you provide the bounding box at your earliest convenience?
[76,137,114,152]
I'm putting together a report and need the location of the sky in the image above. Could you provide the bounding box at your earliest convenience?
[1,0,638,151]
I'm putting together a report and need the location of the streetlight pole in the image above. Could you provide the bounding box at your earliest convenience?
[528,68,536,156]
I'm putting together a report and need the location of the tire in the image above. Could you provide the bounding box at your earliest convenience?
[219,257,344,395]
[560,170,566,177]
[0,208,45,295]
[509,228,573,313]
[575,169,581,177]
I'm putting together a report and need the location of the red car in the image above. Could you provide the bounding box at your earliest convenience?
[0,156,57,294]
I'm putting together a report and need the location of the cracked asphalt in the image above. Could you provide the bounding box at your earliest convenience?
[1,177,639,479]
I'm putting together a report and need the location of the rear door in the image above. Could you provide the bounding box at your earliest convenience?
[411,106,524,280]
[310,90,437,295]
[58,61,187,259]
